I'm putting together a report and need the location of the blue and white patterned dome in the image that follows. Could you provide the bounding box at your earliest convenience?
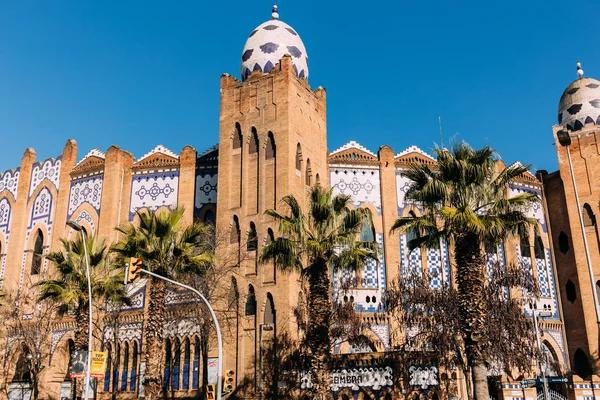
[558,63,600,131]
[240,5,308,81]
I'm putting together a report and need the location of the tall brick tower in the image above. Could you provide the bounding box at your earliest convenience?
[544,62,600,379]
[215,5,328,395]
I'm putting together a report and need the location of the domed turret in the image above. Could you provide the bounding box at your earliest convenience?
[240,4,308,81]
[558,62,600,131]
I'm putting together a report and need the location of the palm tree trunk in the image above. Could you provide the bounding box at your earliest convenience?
[472,362,489,400]
[143,277,167,399]
[306,258,332,399]
[73,308,89,400]
[454,232,488,400]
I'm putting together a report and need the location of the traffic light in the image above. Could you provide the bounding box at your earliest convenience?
[224,370,235,393]
[206,384,215,399]
[127,257,143,283]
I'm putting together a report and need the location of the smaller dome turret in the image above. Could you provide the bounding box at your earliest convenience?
[558,62,600,131]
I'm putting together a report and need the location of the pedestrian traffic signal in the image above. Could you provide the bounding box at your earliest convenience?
[224,370,235,393]
[127,257,143,283]
[206,384,215,399]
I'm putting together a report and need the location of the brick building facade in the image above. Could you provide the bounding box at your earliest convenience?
[0,6,596,400]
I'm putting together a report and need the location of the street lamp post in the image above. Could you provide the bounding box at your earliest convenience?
[136,268,223,400]
[556,129,600,327]
[66,221,93,400]
[530,302,552,400]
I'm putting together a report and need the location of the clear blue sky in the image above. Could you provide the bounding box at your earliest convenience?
[1,1,598,173]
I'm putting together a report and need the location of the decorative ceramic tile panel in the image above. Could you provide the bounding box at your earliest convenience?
[401,234,422,279]
[194,169,218,210]
[536,257,550,297]
[49,328,72,363]
[68,175,103,218]
[0,197,11,280]
[330,168,382,214]
[395,145,435,160]
[396,173,423,215]
[441,240,451,283]
[370,324,390,351]
[74,210,95,234]
[129,172,179,220]
[546,329,566,363]
[0,169,19,199]
[29,158,61,197]
[103,322,143,342]
[509,184,546,232]
[137,144,179,161]
[426,245,443,290]
[164,318,201,337]
[166,285,200,306]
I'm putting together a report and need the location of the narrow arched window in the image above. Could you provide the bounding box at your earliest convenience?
[296,143,302,170]
[104,342,112,392]
[231,216,240,244]
[233,123,242,149]
[305,158,312,186]
[249,128,259,154]
[316,173,320,185]
[265,132,276,160]
[203,210,215,225]
[359,210,375,242]
[520,236,531,258]
[406,211,418,246]
[566,279,577,303]
[31,229,43,275]
[247,222,258,251]
[172,338,181,390]
[574,348,593,378]
[583,203,596,227]
[164,339,172,390]
[121,342,129,391]
[192,337,200,390]
[534,235,545,259]
[130,341,138,391]
[245,285,256,316]
[229,277,239,310]
[182,338,191,390]
[558,231,569,254]
[264,293,275,325]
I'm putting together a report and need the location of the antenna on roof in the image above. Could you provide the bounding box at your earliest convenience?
[438,116,443,148]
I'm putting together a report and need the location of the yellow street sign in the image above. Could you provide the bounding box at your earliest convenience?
[90,351,107,378]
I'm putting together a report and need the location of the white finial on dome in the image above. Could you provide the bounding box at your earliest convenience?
[272,4,279,20]
[577,61,584,78]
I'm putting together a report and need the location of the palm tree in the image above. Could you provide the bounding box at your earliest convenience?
[110,207,213,399]
[36,233,127,398]
[391,142,539,400]
[259,185,378,398]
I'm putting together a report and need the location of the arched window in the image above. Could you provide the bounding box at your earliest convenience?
[12,344,31,382]
[104,342,112,392]
[203,210,215,225]
[360,210,375,242]
[406,211,418,246]
[305,158,312,186]
[558,231,569,254]
[164,339,172,390]
[264,293,275,325]
[233,123,242,149]
[172,338,181,390]
[249,128,259,154]
[266,132,276,160]
[31,229,43,275]
[316,173,320,185]
[583,203,596,227]
[534,235,545,259]
[247,222,258,251]
[130,341,138,391]
[229,277,239,310]
[245,285,256,316]
[193,337,200,390]
[183,338,191,390]
[66,339,74,380]
[121,342,129,391]
[574,348,593,378]
[231,216,241,264]
[296,143,302,170]
[520,236,531,258]
[113,343,121,390]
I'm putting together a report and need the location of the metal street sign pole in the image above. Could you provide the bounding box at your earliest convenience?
[138,268,223,400]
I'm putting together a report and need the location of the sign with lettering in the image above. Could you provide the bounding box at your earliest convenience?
[90,351,107,378]
[300,366,394,392]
